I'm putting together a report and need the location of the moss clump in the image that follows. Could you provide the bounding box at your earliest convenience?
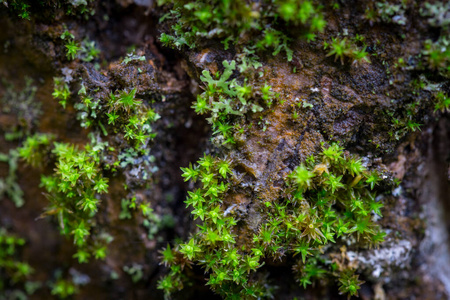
[158,0,326,60]
[324,36,371,65]
[0,150,24,207]
[192,59,277,146]
[17,50,164,265]
[1,0,95,20]
[158,143,388,298]
[76,83,160,149]
[17,133,52,168]
[419,2,450,78]
[0,228,36,296]
[19,136,112,263]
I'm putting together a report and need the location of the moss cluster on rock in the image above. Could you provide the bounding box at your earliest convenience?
[0,0,449,299]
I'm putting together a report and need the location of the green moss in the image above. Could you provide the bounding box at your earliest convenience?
[422,37,450,78]
[193,59,277,145]
[4,0,447,298]
[18,128,116,264]
[157,143,388,298]
[0,228,36,295]
[52,77,71,109]
[20,138,112,261]
[0,150,24,207]
[65,40,81,60]
[2,0,31,19]
[1,0,95,20]
[323,36,371,65]
[158,0,326,60]
[338,269,364,298]
[17,133,52,168]
[76,83,160,150]
[17,59,163,267]
[50,279,78,299]
[434,91,450,113]
[375,2,407,25]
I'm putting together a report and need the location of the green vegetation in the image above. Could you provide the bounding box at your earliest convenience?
[387,110,421,141]
[418,2,450,79]
[79,39,101,62]
[420,2,450,28]
[121,51,146,65]
[193,59,277,145]
[434,92,450,113]
[61,30,100,62]
[123,263,144,283]
[422,37,450,78]
[51,279,77,298]
[17,133,52,168]
[375,2,407,25]
[154,3,403,297]
[19,137,112,262]
[47,268,87,299]
[18,129,159,265]
[2,0,31,19]
[65,40,81,60]
[158,0,326,60]
[52,77,71,109]
[158,143,387,298]
[76,84,160,150]
[2,0,448,298]
[383,1,450,141]
[0,150,24,207]
[324,36,370,65]
[1,0,95,20]
[17,59,162,266]
[0,228,36,296]
[338,270,364,298]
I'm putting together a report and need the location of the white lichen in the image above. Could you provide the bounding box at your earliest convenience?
[347,240,412,279]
